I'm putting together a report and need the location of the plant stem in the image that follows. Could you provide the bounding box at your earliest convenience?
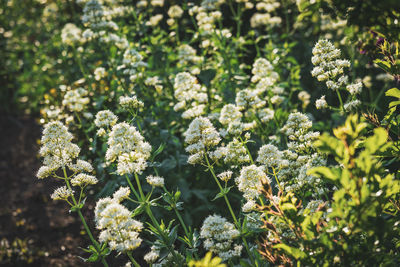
[336,89,345,113]
[127,252,140,267]
[62,167,109,267]
[204,155,255,264]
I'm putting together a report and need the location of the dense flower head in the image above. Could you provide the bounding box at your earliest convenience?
[315,95,328,109]
[71,173,98,187]
[219,104,242,125]
[113,186,131,202]
[38,121,80,171]
[106,122,152,175]
[94,110,118,128]
[344,99,361,111]
[61,23,82,45]
[174,72,208,119]
[217,171,233,182]
[257,144,283,169]
[94,67,106,80]
[258,108,275,123]
[281,112,312,140]
[311,39,351,90]
[96,201,143,252]
[235,89,266,111]
[224,138,251,166]
[51,186,74,200]
[62,87,89,112]
[168,5,184,18]
[251,58,274,83]
[146,175,165,187]
[184,117,221,164]
[200,214,242,261]
[144,246,160,264]
[177,44,201,66]
[236,165,268,200]
[119,95,144,110]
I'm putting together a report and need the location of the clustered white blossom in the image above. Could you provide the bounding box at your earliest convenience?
[51,186,74,201]
[144,246,160,264]
[311,39,350,85]
[236,165,268,200]
[184,117,221,164]
[37,121,80,178]
[94,110,118,129]
[118,48,147,81]
[95,187,143,252]
[61,23,82,45]
[106,122,152,175]
[62,87,90,112]
[257,144,283,169]
[217,171,233,182]
[344,99,361,111]
[200,214,242,261]
[250,0,281,28]
[94,67,106,80]
[71,173,98,187]
[146,175,165,187]
[177,44,201,67]
[315,95,328,109]
[173,72,208,119]
[119,95,144,111]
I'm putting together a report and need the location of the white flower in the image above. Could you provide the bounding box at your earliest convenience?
[146,175,165,187]
[144,246,160,263]
[315,95,328,109]
[346,81,362,95]
[106,122,152,175]
[71,173,98,187]
[236,165,268,200]
[242,199,257,213]
[344,100,361,111]
[51,186,74,200]
[94,67,106,80]
[217,171,233,182]
[168,5,183,18]
[184,117,220,164]
[62,87,89,112]
[219,104,242,125]
[257,144,283,168]
[200,214,242,261]
[119,95,144,110]
[61,23,82,45]
[113,186,131,202]
[95,201,143,252]
[95,110,118,128]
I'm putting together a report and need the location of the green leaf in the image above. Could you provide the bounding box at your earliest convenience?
[212,186,232,201]
[385,87,400,99]
[307,166,339,182]
[273,243,307,259]
[198,69,216,87]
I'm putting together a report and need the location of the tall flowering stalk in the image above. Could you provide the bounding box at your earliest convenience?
[37,121,109,266]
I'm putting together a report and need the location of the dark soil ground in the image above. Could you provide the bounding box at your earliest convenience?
[0,116,116,267]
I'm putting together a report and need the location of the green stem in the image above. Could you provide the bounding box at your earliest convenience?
[125,174,140,200]
[204,155,255,264]
[336,89,345,113]
[127,252,140,267]
[62,167,109,267]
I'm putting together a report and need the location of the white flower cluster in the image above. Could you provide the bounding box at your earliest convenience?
[315,95,328,109]
[94,110,118,129]
[95,187,143,253]
[118,48,147,81]
[177,44,201,67]
[223,138,251,166]
[37,121,80,178]
[174,72,208,119]
[236,165,268,200]
[168,5,184,19]
[71,173,98,187]
[106,122,152,175]
[144,245,160,264]
[82,0,119,31]
[61,23,82,46]
[51,186,74,201]
[190,5,222,36]
[119,95,144,111]
[251,1,282,28]
[257,144,283,169]
[311,39,350,87]
[184,117,221,164]
[200,214,242,261]
[62,87,90,112]
[344,99,361,112]
[146,175,165,187]
[94,67,106,80]
[281,112,319,152]
[217,171,233,182]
